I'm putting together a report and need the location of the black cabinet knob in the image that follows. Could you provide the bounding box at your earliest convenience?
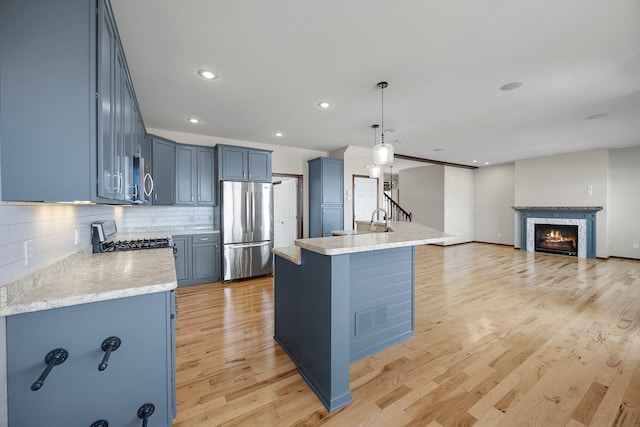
[31,348,68,391]
[90,420,109,427]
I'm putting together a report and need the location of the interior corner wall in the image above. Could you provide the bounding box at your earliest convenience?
[399,165,444,229]
[609,146,640,259]
[514,148,609,258]
[474,163,515,245]
[443,167,474,245]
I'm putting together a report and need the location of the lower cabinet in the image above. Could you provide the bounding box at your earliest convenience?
[6,291,176,427]
[174,233,221,286]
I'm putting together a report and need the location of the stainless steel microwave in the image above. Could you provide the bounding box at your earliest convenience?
[132,156,153,204]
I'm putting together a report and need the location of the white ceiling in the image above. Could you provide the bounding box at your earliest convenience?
[110,0,640,167]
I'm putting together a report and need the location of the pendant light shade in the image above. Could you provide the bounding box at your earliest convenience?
[372,140,394,165]
[367,164,382,178]
[373,81,394,165]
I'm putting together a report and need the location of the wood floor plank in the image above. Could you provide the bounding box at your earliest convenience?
[173,243,640,426]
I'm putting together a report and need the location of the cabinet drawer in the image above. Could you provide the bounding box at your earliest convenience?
[193,234,218,244]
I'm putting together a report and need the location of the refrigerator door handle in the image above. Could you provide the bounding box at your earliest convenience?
[226,242,272,249]
[245,192,251,231]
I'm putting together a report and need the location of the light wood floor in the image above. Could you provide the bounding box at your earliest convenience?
[173,243,640,426]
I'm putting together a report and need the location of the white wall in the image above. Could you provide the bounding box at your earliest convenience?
[330,145,385,229]
[474,163,515,245]
[514,149,610,258]
[444,167,474,245]
[399,165,445,229]
[609,146,640,259]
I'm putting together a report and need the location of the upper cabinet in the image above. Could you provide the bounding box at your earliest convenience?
[0,0,144,203]
[217,145,272,182]
[149,135,175,205]
[176,145,215,206]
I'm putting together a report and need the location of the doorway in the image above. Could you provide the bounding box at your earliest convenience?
[272,173,303,247]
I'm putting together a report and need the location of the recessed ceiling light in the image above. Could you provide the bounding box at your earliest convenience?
[500,82,523,91]
[273,131,285,137]
[197,69,217,80]
[585,112,609,120]
[316,101,332,109]
[472,160,478,163]
[433,148,443,152]
[485,161,490,165]
[384,128,396,133]
[187,117,200,124]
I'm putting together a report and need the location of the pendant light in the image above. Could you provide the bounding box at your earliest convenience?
[366,124,382,178]
[372,82,394,165]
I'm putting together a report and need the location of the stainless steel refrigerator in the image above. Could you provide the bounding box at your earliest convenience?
[221,181,274,281]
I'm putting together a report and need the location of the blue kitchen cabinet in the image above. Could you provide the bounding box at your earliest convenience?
[174,233,221,286]
[0,0,145,203]
[308,157,344,237]
[6,291,175,426]
[176,145,216,206]
[150,135,176,205]
[216,144,272,182]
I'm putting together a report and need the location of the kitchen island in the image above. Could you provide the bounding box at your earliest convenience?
[272,221,454,412]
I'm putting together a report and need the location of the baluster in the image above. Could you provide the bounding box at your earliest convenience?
[98,336,121,371]
[137,403,155,427]
[30,348,69,391]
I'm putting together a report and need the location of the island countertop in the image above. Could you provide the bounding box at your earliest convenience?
[288,221,455,257]
[0,248,177,316]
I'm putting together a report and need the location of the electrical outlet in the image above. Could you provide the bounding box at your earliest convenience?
[634,243,639,249]
[75,229,79,245]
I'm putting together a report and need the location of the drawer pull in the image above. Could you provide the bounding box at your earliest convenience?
[90,421,109,427]
[137,403,155,427]
[31,348,69,391]
[98,336,121,371]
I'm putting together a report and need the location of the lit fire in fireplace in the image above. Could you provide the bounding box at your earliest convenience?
[542,229,573,243]
[535,225,578,255]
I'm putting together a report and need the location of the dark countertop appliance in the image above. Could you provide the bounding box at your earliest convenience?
[91,220,174,254]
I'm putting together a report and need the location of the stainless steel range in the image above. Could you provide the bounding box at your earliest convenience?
[91,220,175,255]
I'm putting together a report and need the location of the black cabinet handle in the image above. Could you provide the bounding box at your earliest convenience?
[98,336,121,371]
[31,348,68,391]
[137,403,155,427]
[90,421,109,427]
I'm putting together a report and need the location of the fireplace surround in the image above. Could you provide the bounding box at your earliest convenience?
[513,207,602,259]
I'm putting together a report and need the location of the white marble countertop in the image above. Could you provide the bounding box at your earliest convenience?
[274,221,454,260]
[272,246,302,265]
[0,248,177,316]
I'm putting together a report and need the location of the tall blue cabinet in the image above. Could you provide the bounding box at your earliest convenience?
[308,157,344,237]
[0,0,145,203]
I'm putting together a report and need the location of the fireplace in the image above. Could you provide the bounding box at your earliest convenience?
[513,206,602,259]
[534,224,578,256]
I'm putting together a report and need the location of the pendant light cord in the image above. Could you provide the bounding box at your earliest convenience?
[380,85,385,144]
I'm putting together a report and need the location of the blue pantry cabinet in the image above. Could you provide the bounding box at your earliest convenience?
[6,292,176,426]
[0,0,145,203]
[308,157,344,237]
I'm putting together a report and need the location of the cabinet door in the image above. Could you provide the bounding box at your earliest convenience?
[248,150,271,182]
[97,4,117,200]
[122,77,136,201]
[322,205,344,237]
[173,235,191,284]
[6,293,172,426]
[193,240,216,282]
[175,145,196,205]
[197,147,215,205]
[151,137,175,205]
[221,146,247,180]
[322,159,343,204]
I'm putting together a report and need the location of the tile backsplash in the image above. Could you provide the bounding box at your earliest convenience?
[0,203,217,287]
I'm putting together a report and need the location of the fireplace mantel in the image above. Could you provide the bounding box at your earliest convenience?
[512,207,601,258]
[512,206,603,212]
